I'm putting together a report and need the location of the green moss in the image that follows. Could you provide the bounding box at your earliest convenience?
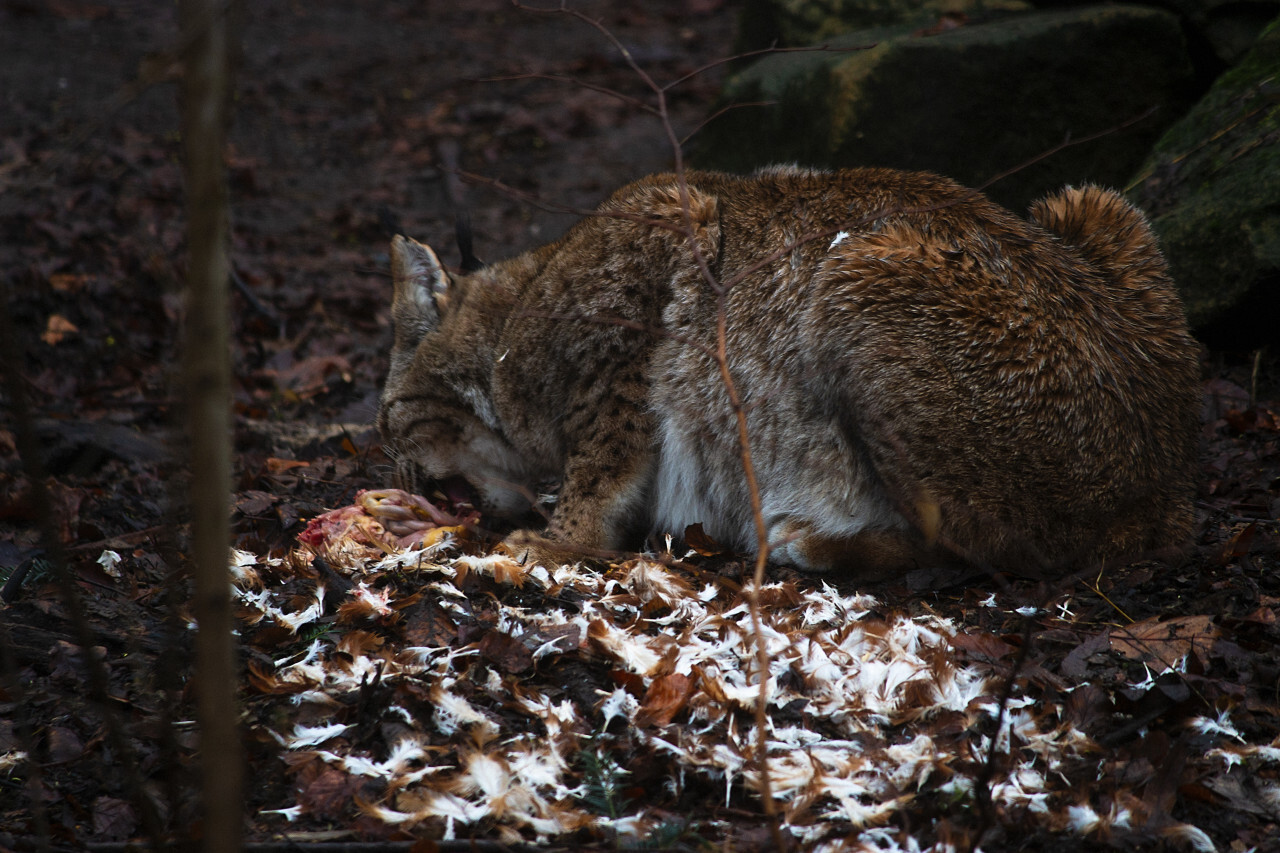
[737,0,1031,52]
[701,6,1194,211]
[1128,13,1280,328]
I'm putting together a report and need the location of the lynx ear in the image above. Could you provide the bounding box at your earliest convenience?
[390,235,451,349]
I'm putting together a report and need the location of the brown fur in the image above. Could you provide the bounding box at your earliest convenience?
[377,167,1201,576]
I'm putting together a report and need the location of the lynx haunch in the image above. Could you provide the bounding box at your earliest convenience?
[376,166,1200,576]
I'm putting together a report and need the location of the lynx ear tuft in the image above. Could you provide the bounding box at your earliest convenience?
[390,235,451,348]
[455,211,485,273]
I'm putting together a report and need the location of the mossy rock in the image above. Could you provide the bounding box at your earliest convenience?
[736,0,1030,53]
[737,0,1280,65]
[698,5,1196,212]
[1151,0,1280,64]
[1127,14,1280,338]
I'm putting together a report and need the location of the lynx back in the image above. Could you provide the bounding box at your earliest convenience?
[377,167,1200,576]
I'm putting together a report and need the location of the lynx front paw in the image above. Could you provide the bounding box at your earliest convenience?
[497,529,585,569]
[768,519,925,578]
[767,519,826,573]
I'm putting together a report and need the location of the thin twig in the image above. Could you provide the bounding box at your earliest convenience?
[476,7,1176,845]
[480,71,657,115]
[664,41,879,93]
[506,2,786,839]
[679,100,777,148]
[977,105,1159,192]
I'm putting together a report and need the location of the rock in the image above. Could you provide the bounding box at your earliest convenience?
[735,0,1030,53]
[736,0,1280,65]
[1157,0,1280,65]
[697,5,1196,211]
[1127,14,1280,340]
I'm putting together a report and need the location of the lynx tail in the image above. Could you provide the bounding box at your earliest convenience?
[1027,185,1167,287]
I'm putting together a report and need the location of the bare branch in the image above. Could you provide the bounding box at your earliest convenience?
[511,2,664,94]
[664,40,880,93]
[479,71,658,116]
[680,100,777,148]
[977,105,1160,191]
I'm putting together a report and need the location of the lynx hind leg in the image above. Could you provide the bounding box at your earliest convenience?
[768,519,930,579]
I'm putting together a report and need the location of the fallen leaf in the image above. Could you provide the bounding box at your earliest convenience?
[1202,774,1280,817]
[478,630,533,674]
[1241,606,1276,625]
[1111,615,1220,670]
[949,630,1015,662]
[1224,407,1280,434]
[47,726,83,763]
[1060,631,1110,678]
[91,796,136,841]
[267,457,310,474]
[636,673,694,727]
[48,272,90,292]
[1203,378,1250,420]
[235,490,277,516]
[402,600,459,648]
[258,354,352,398]
[683,523,723,556]
[41,314,78,345]
[297,765,364,821]
[1219,523,1256,564]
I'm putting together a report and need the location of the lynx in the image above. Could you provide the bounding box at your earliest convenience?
[376,166,1200,576]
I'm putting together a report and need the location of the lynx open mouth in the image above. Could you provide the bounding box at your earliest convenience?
[431,473,559,531]
[433,475,479,516]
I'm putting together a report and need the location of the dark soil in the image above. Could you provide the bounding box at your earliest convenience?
[1,1,1278,850]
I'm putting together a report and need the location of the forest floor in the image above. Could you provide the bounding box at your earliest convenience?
[1,1,1279,850]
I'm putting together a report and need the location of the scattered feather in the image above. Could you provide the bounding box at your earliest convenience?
[96,549,122,578]
[232,508,1256,848]
[283,722,355,748]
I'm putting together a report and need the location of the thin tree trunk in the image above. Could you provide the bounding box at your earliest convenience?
[179,1,242,849]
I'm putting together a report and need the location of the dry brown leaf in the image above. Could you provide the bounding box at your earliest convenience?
[267,457,311,474]
[298,765,365,821]
[683,523,723,556]
[41,314,78,345]
[949,630,1015,662]
[1219,523,1257,564]
[1242,606,1276,625]
[401,600,459,649]
[47,726,83,763]
[1110,614,1220,669]
[478,630,534,674]
[1224,407,1280,434]
[48,273,90,292]
[636,673,694,727]
[91,796,136,841]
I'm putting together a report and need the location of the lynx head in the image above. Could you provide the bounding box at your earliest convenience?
[376,234,533,518]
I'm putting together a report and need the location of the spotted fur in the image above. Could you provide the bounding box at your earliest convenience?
[377,167,1200,576]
